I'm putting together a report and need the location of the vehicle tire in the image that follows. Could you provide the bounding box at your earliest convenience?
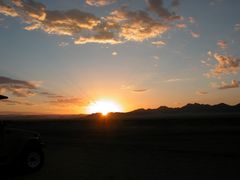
[19,147,44,172]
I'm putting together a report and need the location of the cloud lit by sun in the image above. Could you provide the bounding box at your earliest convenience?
[87,100,123,115]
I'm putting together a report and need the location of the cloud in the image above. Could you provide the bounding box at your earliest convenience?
[217,40,228,49]
[146,0,180,20]
[188,17,195,24]
[74,31,121,44]
[207,53,240,77]
[39,10,100,36]
[132,89,148,93]
[234,23,240,31]
[39,91,64,99]
[151,40,166,46]
[112,51,117,56]
[1,0,101,36]
[0,0,18,17]
[218,80,239,90]
[85,0,116,6]
[0,76,39,88]
[190,31,200,38]
[2,99,34,106]
[153,55,160,60]
[0,76,40,97]
[108,9,169,41]
[176,23,187,28]
[165,78,192,82]
[0,0,181,44]
[196,91,208,95]
[47,98,82,106]
[58,42,69,47]
[13,0,46,21]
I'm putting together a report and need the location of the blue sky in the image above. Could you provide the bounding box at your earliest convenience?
[0,0,240,114]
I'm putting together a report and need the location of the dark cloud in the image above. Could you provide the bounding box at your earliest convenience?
[0,76,40,97]
[0,76,38,88]
[146,0,181,20]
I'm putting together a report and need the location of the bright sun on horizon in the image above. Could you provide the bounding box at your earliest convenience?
[87,100,123,115]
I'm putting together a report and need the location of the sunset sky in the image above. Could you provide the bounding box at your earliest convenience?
[0,0,240,114]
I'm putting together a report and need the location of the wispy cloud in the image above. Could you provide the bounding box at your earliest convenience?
[132,89,148,93]
[176,23,187,29]
[217,40,228,49]
[47,98,83,106]
[196,91,208,95]
[188,17,196,24]
[190,31,200,38]
[39,91,64,99]
[112,51,117,56]
[151,40,166,46]
[234,23,240,31]
[2,99,34,106]
[217,80,239,90]
[0,76,40,97]
[58,42,69,47]
[165,78,192,82]
[153,56,160,60]
[207,53,240,77]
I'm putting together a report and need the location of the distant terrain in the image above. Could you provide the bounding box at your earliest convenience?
[130,103,240,114]
[1,103,240,179]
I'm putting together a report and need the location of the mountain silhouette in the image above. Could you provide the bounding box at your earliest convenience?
[129,103,240,115]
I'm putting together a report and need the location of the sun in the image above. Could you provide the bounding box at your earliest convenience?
[87,100,123,115]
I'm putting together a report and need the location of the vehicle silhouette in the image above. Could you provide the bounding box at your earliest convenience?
[0,95,44,172]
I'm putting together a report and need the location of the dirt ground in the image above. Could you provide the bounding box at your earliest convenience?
[1,117,240,180]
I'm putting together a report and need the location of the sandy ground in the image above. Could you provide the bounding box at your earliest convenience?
[1,117,240,179]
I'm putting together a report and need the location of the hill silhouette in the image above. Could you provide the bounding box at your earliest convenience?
[129,103,240,115]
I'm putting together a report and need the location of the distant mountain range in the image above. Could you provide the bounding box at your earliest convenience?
[129,103,240,114]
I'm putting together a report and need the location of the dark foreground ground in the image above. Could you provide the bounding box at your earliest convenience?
[1,113,240,180]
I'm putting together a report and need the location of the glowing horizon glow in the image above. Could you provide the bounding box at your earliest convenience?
[87,100,123,115]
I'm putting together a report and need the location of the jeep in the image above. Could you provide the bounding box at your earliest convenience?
[0,95,44,172]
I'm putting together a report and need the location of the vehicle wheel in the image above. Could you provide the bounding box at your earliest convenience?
[20,148,44,172]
